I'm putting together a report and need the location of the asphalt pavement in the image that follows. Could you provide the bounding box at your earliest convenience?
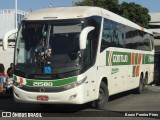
[0,85,160,119]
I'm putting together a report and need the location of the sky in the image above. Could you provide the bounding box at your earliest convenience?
[0,0,159,13]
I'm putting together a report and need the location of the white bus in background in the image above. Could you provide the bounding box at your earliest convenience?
[3,6,154,108]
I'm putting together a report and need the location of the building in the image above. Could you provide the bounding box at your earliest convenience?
[149,13,160,85]
[0,9,28,71]
[149,13,160,33]
[0,9,28,41]
[149,13,160,53]
[149,13,160,46]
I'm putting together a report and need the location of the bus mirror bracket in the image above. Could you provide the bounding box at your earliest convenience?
[79,26,95,50]
[2,29,18,51]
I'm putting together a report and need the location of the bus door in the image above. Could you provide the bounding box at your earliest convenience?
[83,36,97,101]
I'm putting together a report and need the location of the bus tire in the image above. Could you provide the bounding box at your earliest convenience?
[135,75,145,94]
[144,74,148,85]
[93,82,109,109]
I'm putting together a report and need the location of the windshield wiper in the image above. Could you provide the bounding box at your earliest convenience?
[52,69,62,79]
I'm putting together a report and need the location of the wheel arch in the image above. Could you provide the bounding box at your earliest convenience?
[145,71,148,77]
[94,77,109,109]
[101,77,108,86]
[95,76,109,99]
[140,72,144,79]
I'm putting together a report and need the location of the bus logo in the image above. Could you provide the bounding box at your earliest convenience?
[33,82,53,87]
[113,54,128,63]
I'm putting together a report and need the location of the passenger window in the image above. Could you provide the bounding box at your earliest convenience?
[111,21,118,47]
[150,35,154,50]
[101,18,152,52]
[100,19,112,52]
[125,27,139,49]
[113,23,124,48]
[139,32,152,51]
[100,19,125,52]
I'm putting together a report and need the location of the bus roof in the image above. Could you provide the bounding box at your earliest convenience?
[24,6,152,34]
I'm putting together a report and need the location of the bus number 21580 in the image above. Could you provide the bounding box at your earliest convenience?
[33,82,53,87]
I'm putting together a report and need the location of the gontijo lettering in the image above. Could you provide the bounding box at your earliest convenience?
[113,54,128,63]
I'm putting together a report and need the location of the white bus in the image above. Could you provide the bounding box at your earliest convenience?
[3,6,154,108]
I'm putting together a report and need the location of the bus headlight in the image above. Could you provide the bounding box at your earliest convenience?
[63,76,87,90]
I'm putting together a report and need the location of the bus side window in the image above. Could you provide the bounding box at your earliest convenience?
[138,31,152,51]
[111,22,124,48]
[125,27,139,50]
[100,19,125,52]
[117,24,125,48]
[111,21,118,47]
[150,35,154,51]
[100,19,112,52]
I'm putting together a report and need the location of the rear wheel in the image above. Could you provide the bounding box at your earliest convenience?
[136,75,145,94]
[144,74,148,85]
[93,82,109,109]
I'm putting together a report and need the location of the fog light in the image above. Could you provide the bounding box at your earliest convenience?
[69,94,77,100]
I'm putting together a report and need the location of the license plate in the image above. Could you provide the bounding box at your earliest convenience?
[37,96,49,101]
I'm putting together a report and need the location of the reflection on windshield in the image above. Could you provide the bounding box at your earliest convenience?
[15,20,82,75]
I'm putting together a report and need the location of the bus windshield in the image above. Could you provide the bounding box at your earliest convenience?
[15,20,82,76]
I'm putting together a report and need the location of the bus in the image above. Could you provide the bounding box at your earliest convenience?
[3,6,154,108]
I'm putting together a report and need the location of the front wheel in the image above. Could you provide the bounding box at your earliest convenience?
[93,82,109,109]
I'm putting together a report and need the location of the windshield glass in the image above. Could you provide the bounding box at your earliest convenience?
[15,20,82,76]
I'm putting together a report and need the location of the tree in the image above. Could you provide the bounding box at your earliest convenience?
[74,0,119,14]
[119,2,150,28]
[74,0,151,28]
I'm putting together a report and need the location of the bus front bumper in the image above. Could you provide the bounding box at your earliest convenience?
[13,85,85,104]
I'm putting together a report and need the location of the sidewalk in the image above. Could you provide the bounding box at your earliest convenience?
[146,84,160,92]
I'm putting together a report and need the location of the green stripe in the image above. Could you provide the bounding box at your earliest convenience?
[26,77,77,87]
[106,51,154,66]
[106,51,110,66]
[144,54,154,64]
[142,54,145,64]
[107,51,131,66]
[135,53,138,65]
[132,66,136,77]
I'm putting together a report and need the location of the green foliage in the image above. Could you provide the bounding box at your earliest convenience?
[74,0,151,28]
[74,0,119,14]
[119,2,151,28]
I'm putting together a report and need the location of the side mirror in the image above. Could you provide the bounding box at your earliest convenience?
[3,29,18,51]
[79,26,95,49]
